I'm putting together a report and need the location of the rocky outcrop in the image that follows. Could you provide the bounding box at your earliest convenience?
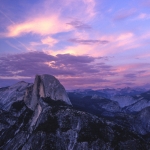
[23,74,72,128]
[24,74,71,111]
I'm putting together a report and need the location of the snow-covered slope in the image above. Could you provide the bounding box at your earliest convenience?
[124,99,150,112]
[91,95,121,112]
[111,95,137,107]
[123,91,150,112]
[0,81,32,110]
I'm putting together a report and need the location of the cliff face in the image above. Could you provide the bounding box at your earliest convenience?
[24,74,71,111]
[0,74,150,150]
[23,74,72,129]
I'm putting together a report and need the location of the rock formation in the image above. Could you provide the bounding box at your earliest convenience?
[24,74,71,111]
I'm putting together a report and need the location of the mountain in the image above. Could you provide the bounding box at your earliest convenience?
[68,88,150,135]
[67,88,146,99]
[0,74,150,150]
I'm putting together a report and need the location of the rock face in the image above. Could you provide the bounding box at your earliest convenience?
[24,74,71,111]
[40,74,71,103]
[24,74,72,128]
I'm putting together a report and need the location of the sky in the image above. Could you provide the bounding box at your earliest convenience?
[0,0,150,90]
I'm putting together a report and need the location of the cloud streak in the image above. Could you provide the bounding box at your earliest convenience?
[0,10,15,25]
[69,38,109,45]
[113,9,136,21]
[67,20,91,30]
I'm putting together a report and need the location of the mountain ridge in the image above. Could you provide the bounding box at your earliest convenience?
[0,74,150,150]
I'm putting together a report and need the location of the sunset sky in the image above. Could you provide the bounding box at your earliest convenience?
[0,0,150,89]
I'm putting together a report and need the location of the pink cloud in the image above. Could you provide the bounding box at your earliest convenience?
[132,13,150,21]
[4,16,71,37]
[142,0,150,7]
[0,0,97,38]
[82,0,97,18]
[41,36,58,47]
[44,31,142,57]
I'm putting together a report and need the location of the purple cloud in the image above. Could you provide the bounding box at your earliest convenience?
[67,20,91,30]
[60,77,109,86]
[113,9,136,21]
[124,73,136,79]
[142,0,150,7]
[69,38,109,45]
[137,70,147,74]
[3,52,148,89]
[0,51,113,77]
[56,54,96,64]
[115,82,135,86]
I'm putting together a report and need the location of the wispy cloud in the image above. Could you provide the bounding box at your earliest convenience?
[0,10,15,25]
[41,36,58,47]
[5,40,22,51]
[67,20,91,30]
[142,0,150,7]
[124,73,137,79]
[83,0,97,18]
[133,13,150,20]
[69,38,109,45]
[0,0,97,38]
[113,9,136,21]
[2,16,70,37]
